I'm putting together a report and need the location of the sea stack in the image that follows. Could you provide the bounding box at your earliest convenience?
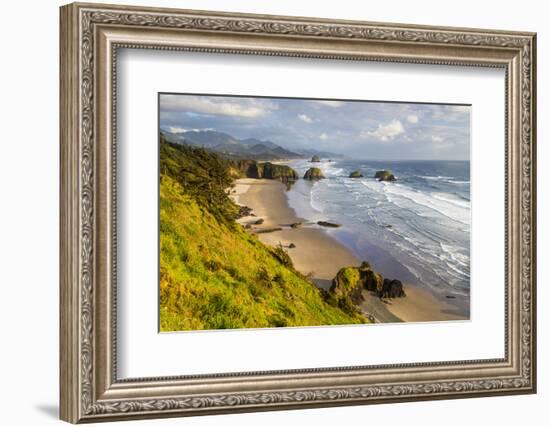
[330,261,405,300]
[380,278,406,298]
[304,167,325,180]
[311,155,321,162]
[245,162,298,182]
[374,170,396,182]
[261,162,299,181]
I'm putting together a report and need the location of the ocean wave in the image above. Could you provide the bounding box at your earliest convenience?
[431,192,471,209]
[393,235,469,288]
[440,242,469,268]
[309,188,326,213]
[383,184,470,226]
[417,175,470,188]
[324,167,344,177]
[419,175,454,180]
[285,159,471,295]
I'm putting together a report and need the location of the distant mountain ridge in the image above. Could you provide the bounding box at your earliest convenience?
[160,129,342,161]
[297,148,345,160]
[161,129,301,160]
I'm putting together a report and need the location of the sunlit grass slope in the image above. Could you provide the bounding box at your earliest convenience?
[159,137,367,331]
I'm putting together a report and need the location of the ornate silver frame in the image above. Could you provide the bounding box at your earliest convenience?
[59,2,537,423]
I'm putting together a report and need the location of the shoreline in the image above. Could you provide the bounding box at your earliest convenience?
[231,179,357,291]
[231,178,467,323]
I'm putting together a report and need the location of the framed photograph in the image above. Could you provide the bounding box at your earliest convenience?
[60,2,537,423]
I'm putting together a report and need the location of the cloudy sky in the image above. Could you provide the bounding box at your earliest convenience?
[159,93,470,160]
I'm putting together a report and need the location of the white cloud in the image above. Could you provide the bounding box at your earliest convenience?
[169,126,187,133]
[167,126,213,133]
[319,133,329,140]
[407,114,419,124]
[361,120,405,142]
[431,135,444,142]
[315,100,344,108]
[450,105,470,113]
[298,114,313,123]
[160,95,278,118]
[431,105,470,121]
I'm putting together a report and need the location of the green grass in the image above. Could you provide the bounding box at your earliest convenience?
[332,267,360,297]
[159,138,368,331]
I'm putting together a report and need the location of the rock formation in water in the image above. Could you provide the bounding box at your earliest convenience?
[374,170,396,182]
[304,167,325,180]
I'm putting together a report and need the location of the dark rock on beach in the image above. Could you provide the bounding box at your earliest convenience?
[304,167,325,180]
[374,170,397,182]
[245,162,262,179]
[349,170,363,178]
[255,227,283,234]
[237,205,253,219]
[254,218,265,225]
[330,261,406,301]
[290,222,303,228]
[359,262,384,294]
[317,221,341,228]
[380,278,406,299]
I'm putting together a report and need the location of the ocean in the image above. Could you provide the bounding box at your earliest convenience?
[284,158,471,298]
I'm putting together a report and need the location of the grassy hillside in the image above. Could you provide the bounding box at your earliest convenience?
[159,138,367,331]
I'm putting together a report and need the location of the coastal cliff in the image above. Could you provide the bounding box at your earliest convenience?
[231,159,299,182]
[159,137,368,331]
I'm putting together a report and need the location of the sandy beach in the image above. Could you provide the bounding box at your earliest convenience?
[231,178,466,323]
[232,179,359,290]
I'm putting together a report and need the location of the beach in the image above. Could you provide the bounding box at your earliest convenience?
[232,178,358,291]
[231,178,464,323]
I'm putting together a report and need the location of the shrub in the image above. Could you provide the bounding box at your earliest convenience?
[270,246,293,268]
